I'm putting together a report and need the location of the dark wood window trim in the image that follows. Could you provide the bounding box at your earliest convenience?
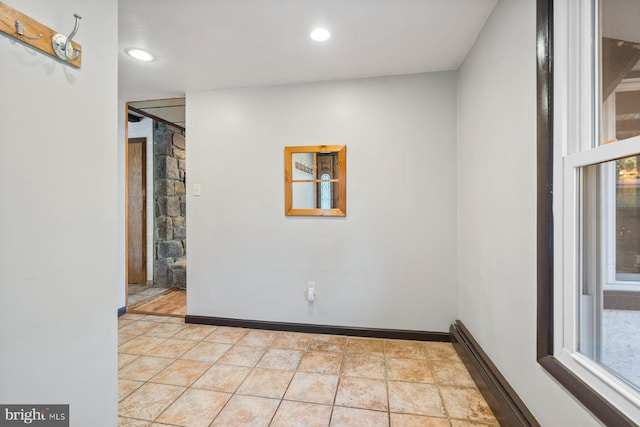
[536,0,554,363]
[536,1,638,425]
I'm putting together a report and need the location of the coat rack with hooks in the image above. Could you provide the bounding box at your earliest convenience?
[0,1,82,68]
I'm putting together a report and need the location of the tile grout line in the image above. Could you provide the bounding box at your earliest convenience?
[139,320,192,426]
[205,328,253,427]
[211,330,293,426]
[120,318,204,425]
[384,339,392,427]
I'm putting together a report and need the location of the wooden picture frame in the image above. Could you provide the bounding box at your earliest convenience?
[284,145,346,216]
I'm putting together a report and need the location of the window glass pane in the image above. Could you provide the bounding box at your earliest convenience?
[615,91,640,141]
[292,153,314,180]
[292,182,315,209]
[616,155,640,280]
[578,155,640,390]
[600,0,640,145]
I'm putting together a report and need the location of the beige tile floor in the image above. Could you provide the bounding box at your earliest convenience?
[118,313,499,427]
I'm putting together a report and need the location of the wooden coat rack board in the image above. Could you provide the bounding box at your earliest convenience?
[0,1,82,68]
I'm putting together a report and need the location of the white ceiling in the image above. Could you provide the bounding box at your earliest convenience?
[118,0,497,102]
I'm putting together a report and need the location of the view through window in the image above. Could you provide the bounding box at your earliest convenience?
[577,0,640,391]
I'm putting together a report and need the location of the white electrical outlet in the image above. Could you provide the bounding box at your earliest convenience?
[193,184,201,196]
[307,282,316,302]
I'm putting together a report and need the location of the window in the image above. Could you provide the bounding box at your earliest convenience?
[538,0,640,424]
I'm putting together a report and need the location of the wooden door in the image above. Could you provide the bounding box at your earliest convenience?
[128,138,146,284]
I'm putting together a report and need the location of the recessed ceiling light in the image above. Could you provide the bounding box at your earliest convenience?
[310,28,331,42]
[126,48,155,62]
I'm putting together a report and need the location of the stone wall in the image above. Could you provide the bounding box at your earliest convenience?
[154,123,186,288]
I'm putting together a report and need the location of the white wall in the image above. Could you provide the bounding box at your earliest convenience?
[0,1,118,426]
[118,100,127,309]
[188,72,458,332]
[457,1,602,425]
[128,117,155,283]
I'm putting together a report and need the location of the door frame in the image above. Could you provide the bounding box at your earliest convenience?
[125,103,129,308]
[125,104,154,308]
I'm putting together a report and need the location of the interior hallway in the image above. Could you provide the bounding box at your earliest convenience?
[118,313,498,426]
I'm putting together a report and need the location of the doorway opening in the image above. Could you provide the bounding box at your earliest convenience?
[126,98,186,317]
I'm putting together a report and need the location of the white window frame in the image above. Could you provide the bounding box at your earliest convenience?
[602,80,640,291]
[554,0,640,420]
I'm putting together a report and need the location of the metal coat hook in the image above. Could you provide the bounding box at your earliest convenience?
[52,14,82,62]
[0,2,83,68]
[15,21,42,41]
